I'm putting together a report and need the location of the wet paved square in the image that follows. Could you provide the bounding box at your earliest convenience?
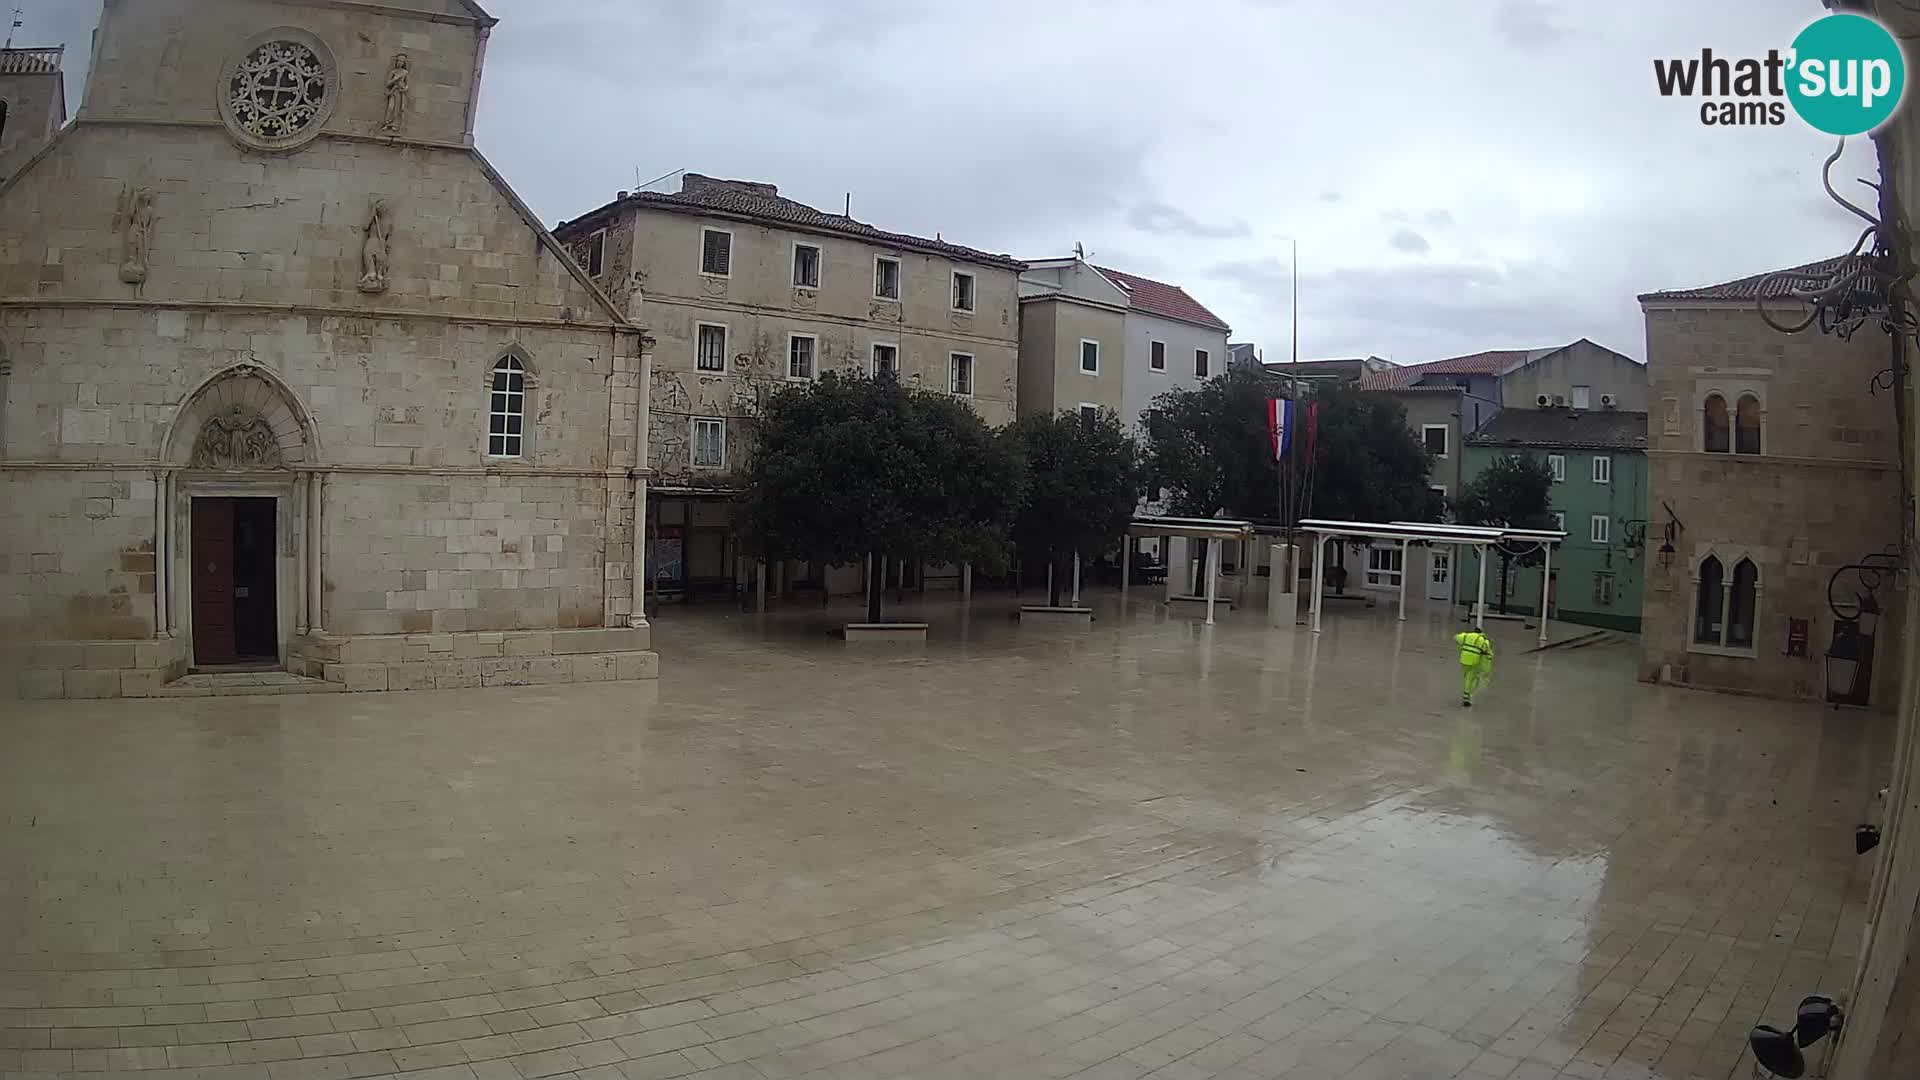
[0,594,1888,1079]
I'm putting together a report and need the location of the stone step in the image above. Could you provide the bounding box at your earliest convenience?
[154,671,346,697]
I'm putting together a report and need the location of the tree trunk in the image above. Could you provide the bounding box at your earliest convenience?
[1497,553,1511,615]
[1333,543,1346,596]
[866,554,883,623]
[1048,547,1063,606]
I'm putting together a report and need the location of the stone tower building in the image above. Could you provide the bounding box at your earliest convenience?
[0,0,658,696]
[0,44,68,183]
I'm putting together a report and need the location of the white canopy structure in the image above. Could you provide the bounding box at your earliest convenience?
[1300,519,1566,642]
[1122,516,1257,625]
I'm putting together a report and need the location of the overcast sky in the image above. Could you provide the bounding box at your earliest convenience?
[14,0,1884,364]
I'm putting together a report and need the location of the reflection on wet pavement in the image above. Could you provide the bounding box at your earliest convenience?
[0,591,1888,1079]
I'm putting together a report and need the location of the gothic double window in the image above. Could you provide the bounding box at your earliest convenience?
[1702,392,1761,455]
[1693,553,1759,652]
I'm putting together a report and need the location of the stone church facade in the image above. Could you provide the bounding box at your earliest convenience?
[0,0,658,697]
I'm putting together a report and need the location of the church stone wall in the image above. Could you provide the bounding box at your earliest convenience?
[0,0,655,698]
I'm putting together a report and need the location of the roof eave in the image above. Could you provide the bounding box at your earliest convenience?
[561,195,1025,271]
[1128,309,1231,334]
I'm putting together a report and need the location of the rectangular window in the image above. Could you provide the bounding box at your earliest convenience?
[792,242,821,289]
[1422,424,1449,458]
[1593,572,1615,606]
[1590,514,1610,545]
[574,230,605,278]
[691,418,726,469]
[1080,339,1100,374]
[1572,385,1592,410]
[871,343,898,379]
[951,271,975,312]
[1547,453,1566,482]
[1079,403,1099,425]
[950,353,974,396]
[695,323,727,372]
[700,228,732,276]
[1551,511,1566,532]
[788,334,816,380]
[1365,546,1404,588]
[1195,349,1210,378]
[1150,340,1166,372]
[874,256,901,300]
[1591,455,1612,484]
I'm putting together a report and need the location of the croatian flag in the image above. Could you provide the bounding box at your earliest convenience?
[1268,398,1294,461]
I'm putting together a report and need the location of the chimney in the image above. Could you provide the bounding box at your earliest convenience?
[616,190,629,200]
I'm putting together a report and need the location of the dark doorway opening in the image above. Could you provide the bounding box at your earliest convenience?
[191,497,279,667]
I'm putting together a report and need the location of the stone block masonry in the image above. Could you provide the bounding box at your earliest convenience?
[289,626,655,691]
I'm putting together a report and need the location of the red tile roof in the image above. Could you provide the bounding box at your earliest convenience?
[1092,266,1231,331]
[1637,256,1867,303]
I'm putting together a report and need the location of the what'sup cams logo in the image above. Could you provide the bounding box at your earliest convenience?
[1655,12,1907,135]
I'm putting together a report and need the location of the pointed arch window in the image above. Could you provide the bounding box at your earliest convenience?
[1693,555,1723,644]
[1693,552,1760,654]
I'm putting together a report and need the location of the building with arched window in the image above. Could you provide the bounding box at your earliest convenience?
[1637,259,1903,703]
[0,0,658,698]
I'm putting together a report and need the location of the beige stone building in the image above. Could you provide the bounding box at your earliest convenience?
[1637,259,1902,705]
[0,0,658,698]
[553,174,1022,597]
[0,45,67,183]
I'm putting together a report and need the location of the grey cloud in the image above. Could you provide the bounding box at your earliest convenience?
[1494,1,1571,50]
[1389,227,1432,254]
[1085,248,1177,280]
[1318,191,1343,204]
[476,1,1156,247]
[1385,209,1455,229]
[1424,209,1455,228]
[1127,201,1252,240]
[1208,257,1633,366]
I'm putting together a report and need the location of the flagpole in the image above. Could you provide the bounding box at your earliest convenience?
[1291,238,1299,366]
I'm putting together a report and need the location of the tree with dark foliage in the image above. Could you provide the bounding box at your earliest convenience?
[738,373,1025,623]
[1454,453,1556,613]
[1140,364,1288,519]
[1006,409,1145,606]
[1142,373,1445,591]
[1142,374,1443,523]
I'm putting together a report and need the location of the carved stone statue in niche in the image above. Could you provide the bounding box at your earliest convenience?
[380,52,411,132]
[116,187,155,286]
[358,198,392,293]
[191,406,284,470]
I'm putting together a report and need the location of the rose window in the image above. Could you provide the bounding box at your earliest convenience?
[226,40,329,144]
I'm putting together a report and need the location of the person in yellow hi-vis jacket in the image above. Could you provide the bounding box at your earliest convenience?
[1455,628,1494,707]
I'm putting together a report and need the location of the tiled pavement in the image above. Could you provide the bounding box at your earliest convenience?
[0,592,1891,1079]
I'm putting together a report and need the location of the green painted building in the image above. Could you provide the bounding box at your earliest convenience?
[1458,410,1649,632]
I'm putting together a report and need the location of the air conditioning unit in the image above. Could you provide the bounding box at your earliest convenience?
[1551,394,1567,406]
[1600,393,1618,408]
[1535,394,1551,407]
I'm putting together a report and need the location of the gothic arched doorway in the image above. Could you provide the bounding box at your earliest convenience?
[160,365,320,668]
